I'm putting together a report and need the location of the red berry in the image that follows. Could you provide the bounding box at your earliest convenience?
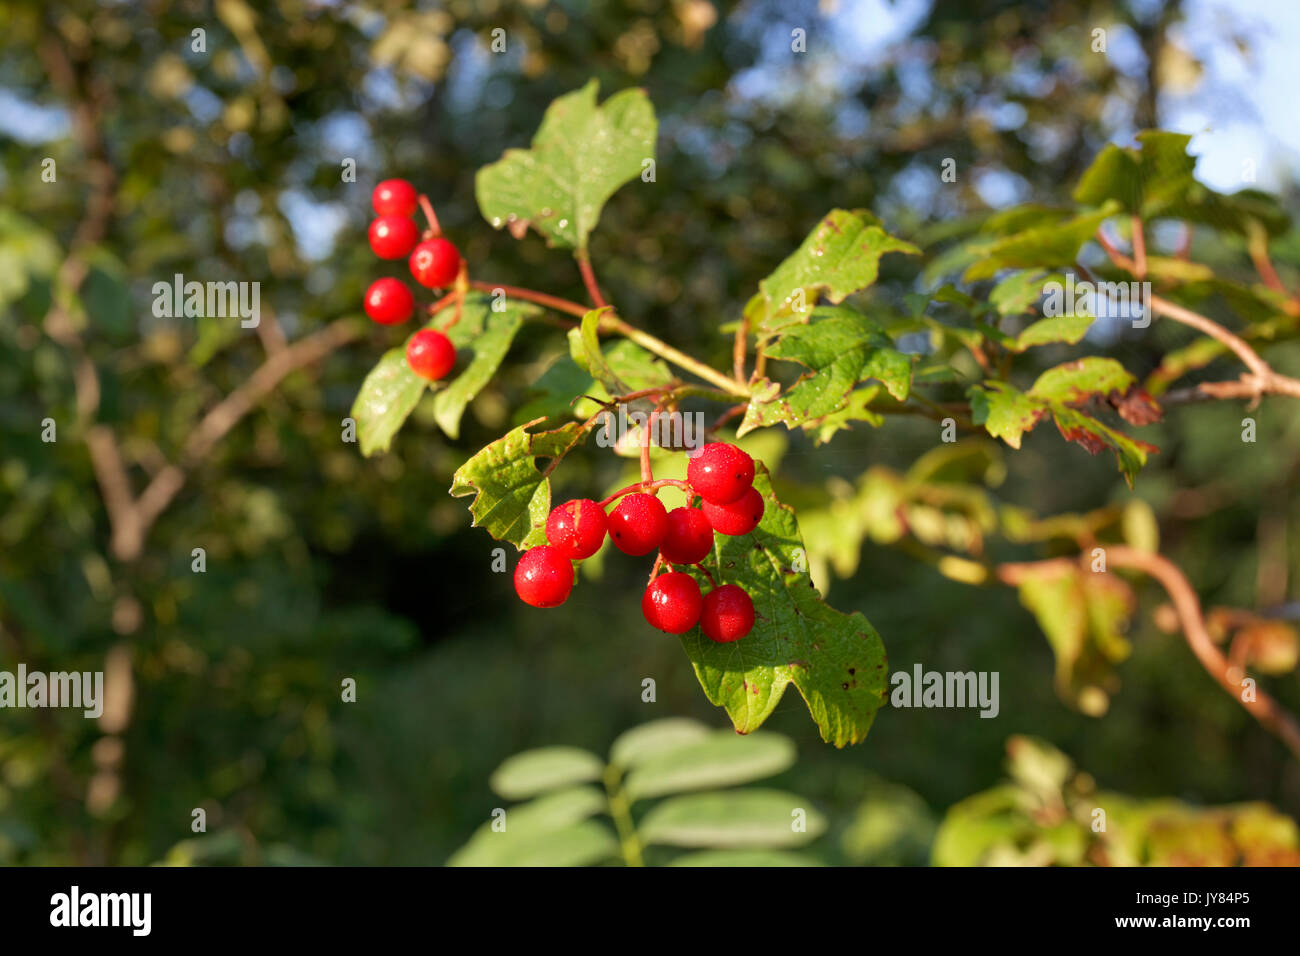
[369,215,419,259]
[701,486,764,536]
[701,584,754,643]
[607,493,668,556]
[642,572,703,635]
[688,442,755,504]
[514,546,574,608]
[406,329,456,381]
[546,499,608,560]
[410,238,461,288]
[363,278,414,325]
[660,507,714,565]
[372,179,418,217]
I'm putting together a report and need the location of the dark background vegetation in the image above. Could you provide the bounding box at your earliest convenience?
[1,0,1298,864]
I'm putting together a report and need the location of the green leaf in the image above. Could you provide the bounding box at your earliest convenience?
[1049,406,1156,486]
[446,785,608,866]
[1073,131,1290,236]
[449,419,589,548]
[931,785,1035,866]
[489,746,605,800]
[679,467,889,746]
[638,789,826,849]
[1006,313,1094,352]
[448,819,618,867]
[475,79,656,251]
[350,347,428,457]
[608,718,712,770]
[969,382,1048,449]
[980,204,1075,236]
[0,209,60,308]
[1028,357,1135,404]
[568,332,673,394]
[1121,499,1160,554]
[1013,564,1134,715]
[971,359,1158,485]
[809,386,885,445]
[519,337,671,425]
[1144,336,1227,395]
[668,849,820,866]
[576,307,632,395]
[754,209,918,336]
[514,354,596,423]
[430,293,536,439]
[1074,132,1197,214]
[972,379,1154,486]
[740,307,910,437]
[622,729,795,801]
[962,204,1119,281]
[989,270,1061,317]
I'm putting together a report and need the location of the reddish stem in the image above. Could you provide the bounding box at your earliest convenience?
[640,410,658,484]
[418,194,441,237]
[1131,215,1147,279]
[427,291,458,316]
[576,251,608,309]
[598,479,692,508]
[707,403,748,438]
[467,280,587,319]
[733,313,748,384]
[694,563,717,588]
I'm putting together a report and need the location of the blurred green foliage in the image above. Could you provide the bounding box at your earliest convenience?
[1,0,1298,865]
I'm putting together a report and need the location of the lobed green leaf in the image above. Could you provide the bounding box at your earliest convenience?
[475,80,656,251]
[449,419,589,548]
[678,467,889,746]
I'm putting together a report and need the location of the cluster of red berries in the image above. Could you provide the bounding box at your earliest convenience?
[514,442,764,643]
[362,178,463,382]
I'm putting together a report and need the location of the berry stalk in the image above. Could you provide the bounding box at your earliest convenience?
[598,478,692,508]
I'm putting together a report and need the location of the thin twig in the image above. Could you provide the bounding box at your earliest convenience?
[998,549,1300,762]
[733,313,748,384]
[1096,228,1300,400]
[1130,215,1147,279]
[576,251,608,309]
[467,280,586,319]
[417,194,441,237]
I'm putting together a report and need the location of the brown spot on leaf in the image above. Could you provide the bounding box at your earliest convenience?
[1110,385,1164,426]
[1055,419,1108,456]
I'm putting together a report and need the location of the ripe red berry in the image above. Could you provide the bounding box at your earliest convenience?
[688,442,755,504]
[546,499,608,560]
[514,546,574,608]
[701,486,764,536]
[410,238,462,288]
[607,493,668,556]
[701,584,755,643]
[372,179,418,217]
[363,278,414,325]
[406,329,456,381]
[369,215,419,259]
[660,507,714,565]
[642,572,703,635]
